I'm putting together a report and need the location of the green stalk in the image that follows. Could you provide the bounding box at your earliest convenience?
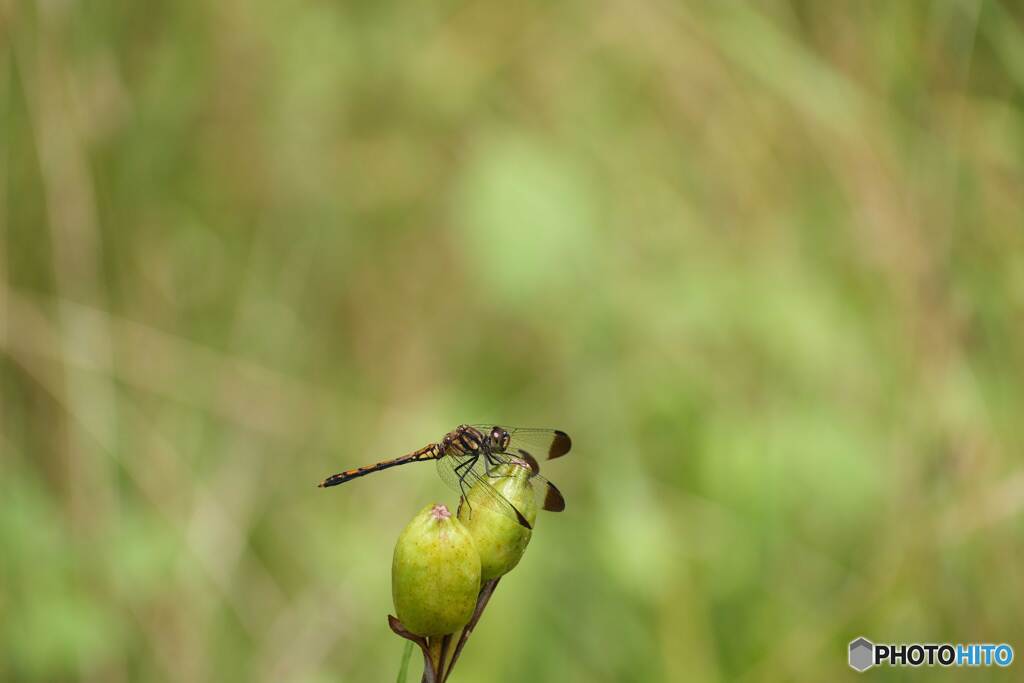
[396,640,413,683]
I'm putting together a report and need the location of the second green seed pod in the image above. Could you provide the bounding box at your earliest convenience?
[458,463,537,581]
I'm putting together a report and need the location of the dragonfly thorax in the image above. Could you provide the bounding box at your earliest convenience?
[447,424,510,456]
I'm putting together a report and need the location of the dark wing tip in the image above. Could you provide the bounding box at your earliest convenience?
[517,449,541,476]
[514,506,533,529]
[549,430,572,459]
[543,481,566,512]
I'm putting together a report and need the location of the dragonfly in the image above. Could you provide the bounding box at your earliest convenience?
[318,424,571,528]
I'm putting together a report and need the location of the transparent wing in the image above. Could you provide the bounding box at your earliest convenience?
[436,453,532,528]
[488,449,566,513]
[470,425,572,460]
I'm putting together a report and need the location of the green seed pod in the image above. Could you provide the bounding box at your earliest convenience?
[458,463,537,581]
[392,503,481,637]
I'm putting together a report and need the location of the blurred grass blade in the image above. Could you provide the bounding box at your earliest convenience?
[397,640,413,683]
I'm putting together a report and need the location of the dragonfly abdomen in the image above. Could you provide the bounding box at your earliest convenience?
[318,444,441,488]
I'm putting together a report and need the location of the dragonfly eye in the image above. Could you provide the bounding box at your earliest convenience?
[491,428,510,451]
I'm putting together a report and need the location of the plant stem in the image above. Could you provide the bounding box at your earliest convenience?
[437,633,453,680]
[442,578,500,682]
[388,615,437,683]
[389,579,501,683]
[427,638,444,680]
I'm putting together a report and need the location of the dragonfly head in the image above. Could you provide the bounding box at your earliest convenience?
[487,426,511,452]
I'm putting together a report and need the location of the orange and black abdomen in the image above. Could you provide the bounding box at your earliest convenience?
[318,444,439,488]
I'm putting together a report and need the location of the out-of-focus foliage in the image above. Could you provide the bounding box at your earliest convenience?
[3,1,1023,681]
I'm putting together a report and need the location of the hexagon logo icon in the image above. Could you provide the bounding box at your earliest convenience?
[849,637,874,672]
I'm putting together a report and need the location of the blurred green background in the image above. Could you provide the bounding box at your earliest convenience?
[3,1,1024,681]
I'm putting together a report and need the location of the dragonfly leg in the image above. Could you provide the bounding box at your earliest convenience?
[485,452,513,480]
[452,455,476,479]
[452,455,476,517]
[482,453,492,477]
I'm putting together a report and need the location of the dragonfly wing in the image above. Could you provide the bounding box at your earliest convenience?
[436,453,532,528]
[489,449,566,513]
[535,474,565,512]
[471,425,572,460]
